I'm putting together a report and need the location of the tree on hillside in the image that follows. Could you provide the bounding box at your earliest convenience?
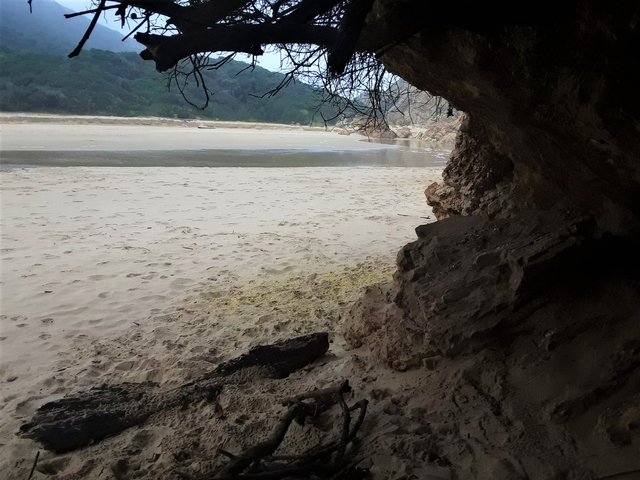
[51,0,439,126]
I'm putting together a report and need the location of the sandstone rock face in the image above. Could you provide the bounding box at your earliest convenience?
[425,115,513,219]
[345,1,640,477]
[376,4,640,235]
[394,126,412,138]
[363,124,398,139]
[344,211,640,477]
[414,116,460,149]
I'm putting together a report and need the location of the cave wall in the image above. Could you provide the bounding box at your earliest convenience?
[345,2,640,477]
[356,0,640,367]
[376,2,640,233]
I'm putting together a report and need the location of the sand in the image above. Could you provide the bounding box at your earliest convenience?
[1,123,383,151]
[0,121,444,478]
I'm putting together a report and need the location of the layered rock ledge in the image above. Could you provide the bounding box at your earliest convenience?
[345,1,640,477]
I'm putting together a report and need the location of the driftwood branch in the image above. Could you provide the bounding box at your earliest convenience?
[26,450,40,480]
[201,381,369,480]
[20,333,329,453]
[282,379,351,405]
[218,404,309,476]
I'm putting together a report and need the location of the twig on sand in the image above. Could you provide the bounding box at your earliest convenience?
[199,381,369,480]
[26,450,39,480]
[281,380,351,406]
[397,213,431,220]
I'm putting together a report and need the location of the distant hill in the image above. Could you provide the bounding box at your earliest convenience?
[0,0,137,54]
[0,0,338,124]
[0,48,338,123]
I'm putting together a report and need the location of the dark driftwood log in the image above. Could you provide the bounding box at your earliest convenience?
[209,332,329,378]
[19,333,329,453]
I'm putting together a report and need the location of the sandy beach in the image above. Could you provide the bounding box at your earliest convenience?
[1,122,380,151]
[0,120,444,478]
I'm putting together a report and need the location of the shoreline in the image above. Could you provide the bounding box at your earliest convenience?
[0,149,447,168]
[0,112,460,151]
[0,121,402,154]
[0,112,331,131]
[1,119,450,167]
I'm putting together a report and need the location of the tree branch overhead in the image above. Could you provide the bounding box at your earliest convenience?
[61,0,440,127]
[67,0,376,74]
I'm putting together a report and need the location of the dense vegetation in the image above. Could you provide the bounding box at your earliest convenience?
[0,0,338,124]
[0,0,137,54]
[0,47,337,123]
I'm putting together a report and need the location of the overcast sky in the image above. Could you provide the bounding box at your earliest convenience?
[53,0,284,71]
[54,0,136,31]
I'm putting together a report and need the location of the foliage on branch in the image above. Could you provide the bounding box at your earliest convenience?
[36,0,441,126]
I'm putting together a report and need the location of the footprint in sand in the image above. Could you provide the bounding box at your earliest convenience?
[130,429,157,449]
[170,278,193,288]
[110,458,139,478]
[40,318,54,325]
[114,360,135,371]
[36,457,71,475]
[145,369,164,383]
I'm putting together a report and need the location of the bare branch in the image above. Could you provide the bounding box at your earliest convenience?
[64,5,119,20]
[136,24,338,72]
[68,0,106,58]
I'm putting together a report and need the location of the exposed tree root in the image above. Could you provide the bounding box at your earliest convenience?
[183,381,369,480]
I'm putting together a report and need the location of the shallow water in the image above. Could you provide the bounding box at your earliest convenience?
[0,123,449,167]
[0,146,448,168]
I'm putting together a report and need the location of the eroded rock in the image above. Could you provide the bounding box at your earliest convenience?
[425,115,513,220]
[344,3,640,477]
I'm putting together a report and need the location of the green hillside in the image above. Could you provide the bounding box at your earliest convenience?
[0,0,137,54]
[0,47,337,124]
[0,0,338,124]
